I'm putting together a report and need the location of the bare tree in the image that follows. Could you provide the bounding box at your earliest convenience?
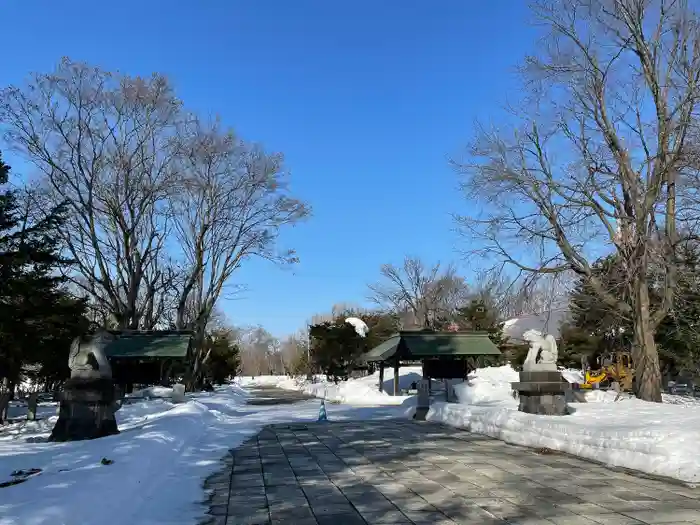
[0,58,179,329]
[170,118,309,383]
[471,268,574,320]
[368,256,469,328]
[239,325,282,376]
[454,0,700,401]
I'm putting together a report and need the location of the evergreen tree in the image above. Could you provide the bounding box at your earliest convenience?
[655,241,700,377]
[309,310,399,380]
[453,299,507,367]
[203,330,241,385]
[562,245,700,377]
[0,151,87,395]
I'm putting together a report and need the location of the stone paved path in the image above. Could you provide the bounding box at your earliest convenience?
[244,386,317,405]
[201,393,700,525]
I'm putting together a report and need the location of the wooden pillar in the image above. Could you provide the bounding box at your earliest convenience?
[378,364,384,393]
[394,358,400,396]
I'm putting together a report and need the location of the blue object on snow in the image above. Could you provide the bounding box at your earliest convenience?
[317,399,328,422]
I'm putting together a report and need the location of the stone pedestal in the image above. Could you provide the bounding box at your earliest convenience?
[414,379,430,421]
[511,370,571,415]
[171,383,186,403]
[49,377,120,442]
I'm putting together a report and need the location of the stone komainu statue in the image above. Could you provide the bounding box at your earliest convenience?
[50,329,120,442]
[68,330,114,379]
[522,329,558,369]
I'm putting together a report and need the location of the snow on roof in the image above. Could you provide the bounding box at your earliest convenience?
[503,306,569,341]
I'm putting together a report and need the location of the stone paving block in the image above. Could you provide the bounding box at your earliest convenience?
[527,502,574,519]
[593,500,655,513]
[416,488,456,506]
[270,518,318,525]
[585,516,646,524]
[625,508,700,523]
[268,504,315,520]
[390,496,438,513]
[314,514,366,525]
[228,496,268,511]
[440,502,509,524]
[198,517,227,525]
[358,510,413,524]
[506,519,557,525]
[548,516,597,525]
[652,498,700,510]
[611,489,659,502]
[225,508,271,525]
[651,490,700,501]
[402,510,453,524]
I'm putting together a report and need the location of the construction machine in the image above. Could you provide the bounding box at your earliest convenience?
[579,351,635,391]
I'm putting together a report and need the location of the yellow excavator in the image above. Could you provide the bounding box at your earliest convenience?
[579,351,635,391]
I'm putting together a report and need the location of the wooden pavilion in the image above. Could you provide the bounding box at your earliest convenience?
[359,330,501,395]
[104,330,193,392]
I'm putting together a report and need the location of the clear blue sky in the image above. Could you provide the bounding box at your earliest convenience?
[1,1,537,337]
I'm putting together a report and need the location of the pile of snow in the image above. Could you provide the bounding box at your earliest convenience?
[238,367,421,406]
[127,385,175,399]
[453,365,518,405]
[560,368,584,384]
[428,364,700,483]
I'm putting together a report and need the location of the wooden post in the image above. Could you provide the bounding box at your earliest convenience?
[394,358,400,396]
[378,364,384,393]
[27,393,39,421]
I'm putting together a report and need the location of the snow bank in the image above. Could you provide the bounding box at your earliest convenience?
[0,383,302,525]
[453,365,518,405]
[428,365,700,484]
[128,385,175,399]
[560,368,584,384]
[238,367,420,406]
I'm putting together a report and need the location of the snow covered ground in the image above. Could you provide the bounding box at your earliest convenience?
[0,383,407,525]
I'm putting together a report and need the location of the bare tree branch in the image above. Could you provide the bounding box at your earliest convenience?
[368,256,469,328]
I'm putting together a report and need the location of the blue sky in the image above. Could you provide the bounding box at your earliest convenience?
[1,0,537,337]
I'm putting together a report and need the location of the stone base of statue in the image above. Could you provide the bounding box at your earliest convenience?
[413,379,430,421]
[49,377,120,442]
[511,367,571,416]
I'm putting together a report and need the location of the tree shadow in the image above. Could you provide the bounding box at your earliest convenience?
[203,418,666,525]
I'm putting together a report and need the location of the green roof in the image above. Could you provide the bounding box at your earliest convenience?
[361,331,500,363]
[104,330,192,359]
[361,335,401,363]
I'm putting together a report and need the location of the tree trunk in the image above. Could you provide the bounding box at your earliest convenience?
[632,281,663,402]
[27,393,38,421]
[185,326,209,392]
[0,393,10,424]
